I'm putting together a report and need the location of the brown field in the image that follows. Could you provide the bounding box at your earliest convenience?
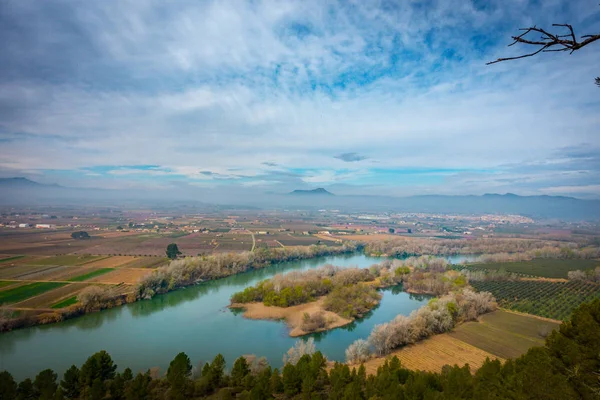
[231,298,352,337]
[83,256,138,268]
[87,268,152,284]
[0,264,61,280]
[331,233,403,242]
[6,265,72,281]
[119,257,169,269]
[12,283,90,309]
[362,334,503,375]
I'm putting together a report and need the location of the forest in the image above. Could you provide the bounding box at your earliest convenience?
[1,299,598,400]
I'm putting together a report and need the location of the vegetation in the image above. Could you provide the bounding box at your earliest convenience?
[0,299,598,400]
[50,296,78,309]
[348,289,496,362]
[323,285,381,319]
[471,280,600,321]
[460,258,600,279]
[0,255,25,263]
[0,282,67,305]
[70,231,90,240]
[231,265,374,307]
[568,266,600,283]
[139,244,358,300]
[363,237,599,259]
[68,268,114,282]
[166,243,182,260]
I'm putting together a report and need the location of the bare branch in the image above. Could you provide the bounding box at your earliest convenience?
[596,77,600,87]
[487,22,600,65]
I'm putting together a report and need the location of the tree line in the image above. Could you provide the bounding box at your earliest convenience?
[1,299,598,399]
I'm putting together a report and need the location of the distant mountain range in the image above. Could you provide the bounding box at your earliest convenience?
[1,178,599,220]
[289,188,334,196]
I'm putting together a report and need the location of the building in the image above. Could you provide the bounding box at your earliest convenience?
[35,224,56,229]
[18,223,29,228]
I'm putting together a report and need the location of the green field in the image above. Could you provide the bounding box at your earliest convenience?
[51,296,78,309]
[0,281,15,289]
[462,258,600,279]
[28,255,106,266]
[0,282,67,305]
[471,280,600,320]
[449,310,560,359]
[0,255,25,263]
[68,268,114,282]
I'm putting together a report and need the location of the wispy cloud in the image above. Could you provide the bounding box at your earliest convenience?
[0,0,599,198]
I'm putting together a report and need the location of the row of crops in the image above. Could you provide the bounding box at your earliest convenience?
[471,280,600,321]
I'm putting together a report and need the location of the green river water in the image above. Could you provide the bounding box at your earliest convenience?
[0,253,473,380]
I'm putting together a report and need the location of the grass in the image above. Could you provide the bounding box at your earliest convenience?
[0,255,25,263]
[68,268,114,282]
[0,281,15,289]
[0,282,67,305]
[51,296,78,309]
[462,259,600,279]
[471,280,600,321]
[448,310,560,360]
[29,255,106,266]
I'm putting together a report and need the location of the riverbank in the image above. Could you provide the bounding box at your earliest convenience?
[231,297,353,337]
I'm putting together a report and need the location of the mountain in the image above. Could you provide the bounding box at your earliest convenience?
[0,177,58,188]
[289,188,334,196]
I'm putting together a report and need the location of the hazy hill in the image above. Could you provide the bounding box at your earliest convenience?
[289,188,334,196]
[1,178,599,220]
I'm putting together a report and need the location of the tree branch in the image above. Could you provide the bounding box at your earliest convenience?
[487,23,600,65]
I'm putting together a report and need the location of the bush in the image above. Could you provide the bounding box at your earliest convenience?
[300,311,328,332]
[346,339,371,364]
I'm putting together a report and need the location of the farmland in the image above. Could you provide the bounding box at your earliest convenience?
[68,268,114,282]
[0,282,67,305]
[461,258,600,279]
[51,296,78,309]
[471,280,600,320]
[363,309,559,373]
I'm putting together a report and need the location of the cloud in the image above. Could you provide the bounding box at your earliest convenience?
[0,0,599,198]
[334,153,368,162]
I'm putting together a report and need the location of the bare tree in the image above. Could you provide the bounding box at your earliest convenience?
[487,21,600,85]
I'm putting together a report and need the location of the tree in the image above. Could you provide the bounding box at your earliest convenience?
[388,228,395,234]
[17,378,35,400]
[231,357,250,387]
[60,365,80,399]
[80,350,117,398]
[166,243,182,260]
[487,18,600,86]
[167,352,192,400]
[71,231,90,240]
[0,371,18,400]
[33,369,58,400]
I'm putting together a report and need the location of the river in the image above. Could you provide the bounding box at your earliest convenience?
[0,253,474,380]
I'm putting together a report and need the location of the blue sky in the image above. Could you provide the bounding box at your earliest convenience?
[1,0,599,198]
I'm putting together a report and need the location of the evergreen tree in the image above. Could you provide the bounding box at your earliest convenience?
[60,365,80,400]
[16,379,35,400]
[33,369,58,400]
[231,357,250,387]
[166,352,192,400]
[0,371,18,400]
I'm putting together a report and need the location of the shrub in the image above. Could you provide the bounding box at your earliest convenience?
[300,311,328,333]
[283,338,316,365]
[346,339,371,364]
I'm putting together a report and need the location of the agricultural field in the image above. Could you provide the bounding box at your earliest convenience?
[471,280,600,321]
[461,258,600,279]
[448,310,559,359]
[0,255,25,263]
[83,256,137,268]
[51,296,78,309]
[363,334,501,374]
[86,268,152,284]
[11,283,89,309]
[0,282,67,305]
[68,268,114,282]
[364,310,559,374]
[119,257,169,269]
[28,255,107,266]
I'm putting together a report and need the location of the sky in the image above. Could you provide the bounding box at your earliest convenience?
[1,0,599,199]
